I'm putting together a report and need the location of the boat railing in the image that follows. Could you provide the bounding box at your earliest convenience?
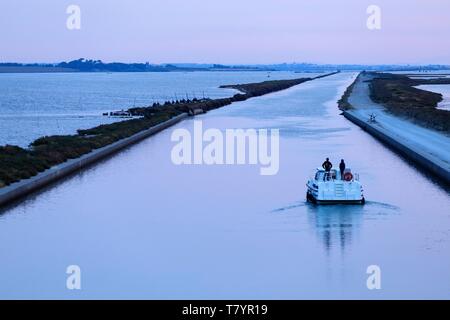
[322,171,359,182]
[323,172,336,181]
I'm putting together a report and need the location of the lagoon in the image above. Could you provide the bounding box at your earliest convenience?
[0,71,304,147]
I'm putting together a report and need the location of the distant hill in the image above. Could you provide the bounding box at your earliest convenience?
[0,59,270,73]
[0,59,198,73]
[1,59,449,73]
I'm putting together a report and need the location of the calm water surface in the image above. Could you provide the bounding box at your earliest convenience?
[416,84,450,111]
[0,71,304,147]
[0,72,449,299]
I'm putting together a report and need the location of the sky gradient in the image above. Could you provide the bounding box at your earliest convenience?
[1,0,449,64]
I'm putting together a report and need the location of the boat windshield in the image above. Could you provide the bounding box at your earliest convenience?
[315,169,339,181]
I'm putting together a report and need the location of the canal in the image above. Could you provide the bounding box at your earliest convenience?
[0,72,449,299]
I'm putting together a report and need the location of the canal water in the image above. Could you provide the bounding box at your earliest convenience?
[0,72,449,299]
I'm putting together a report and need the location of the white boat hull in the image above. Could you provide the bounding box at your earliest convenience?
[306,169,365,205]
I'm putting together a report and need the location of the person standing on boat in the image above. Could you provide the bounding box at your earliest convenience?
[339,159,346,179]
[322,158,333,172]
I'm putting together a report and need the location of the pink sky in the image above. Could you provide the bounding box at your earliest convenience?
[1,0,449,64]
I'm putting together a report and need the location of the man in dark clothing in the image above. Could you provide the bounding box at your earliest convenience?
[322,158,333,172]
[339,159,346,179]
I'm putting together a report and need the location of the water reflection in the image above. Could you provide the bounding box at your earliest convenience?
[306,204,364,254]
[272,201,366,253]
[305,201,399,254]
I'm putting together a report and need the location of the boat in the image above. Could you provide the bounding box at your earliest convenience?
[306,168,365,204]
[106,110,133,117]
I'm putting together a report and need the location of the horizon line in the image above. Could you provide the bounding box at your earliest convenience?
[1,59,449,67]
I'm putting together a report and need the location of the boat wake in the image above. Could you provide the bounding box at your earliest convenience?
[363,200,400,211]
[272,199,399,213]
[271,201,307,213]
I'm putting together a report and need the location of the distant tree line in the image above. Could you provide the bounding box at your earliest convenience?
[0,59,197,72]
[1,60,449,73]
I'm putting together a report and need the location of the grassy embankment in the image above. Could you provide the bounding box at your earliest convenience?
[0,77,314,188]
[220,71,339,93]
[368,72,450,133]
[337,74,360,110]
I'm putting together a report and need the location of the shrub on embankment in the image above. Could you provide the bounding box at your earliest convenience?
[368,72,450,133]
[0,76,314,188]
[220,78,312,95]
[337,73,360,110]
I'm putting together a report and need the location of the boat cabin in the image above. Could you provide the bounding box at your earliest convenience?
[314,168,356,182]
